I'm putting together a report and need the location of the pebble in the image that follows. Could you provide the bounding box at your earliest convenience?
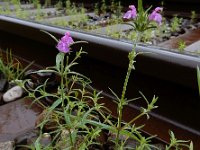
[3,86,24,102]
[189,24,197,30]
[197,22,200,28]
[0,141,14,150]
[40,133,52,146]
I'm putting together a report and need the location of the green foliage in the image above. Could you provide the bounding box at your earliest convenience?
[65,0,78,15]
[177,40,186,52]
[94,3,99,15]
[10,0,20,5]
[54,0,63,10]
[170,15,183,32]
[190,11,197,23]
[2,0,192,148]
[100,0,107,14]
[32,0,40,8]
[0,49,33,81]
[44,0,51,7]
[166,131,193,150]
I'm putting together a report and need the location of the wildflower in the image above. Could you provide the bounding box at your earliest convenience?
[123,5,137,19]
[56,32,74,53]
[148,7,163,25]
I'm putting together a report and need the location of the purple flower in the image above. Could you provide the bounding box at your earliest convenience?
[148,7,163,25]
[154,7,163,12]
[56,32,74,53]
[123,5,137,19]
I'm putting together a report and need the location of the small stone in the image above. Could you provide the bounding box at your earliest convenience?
[145,41,152,45]
[170,36,176,39]
[0,141,14,150]
[3,86,24,102]
[40,133,51,146]
[57,130,83,149]
[189,24,197,30]
[0,79,8,92]
[197,22,200,28]
[171,32,179,36]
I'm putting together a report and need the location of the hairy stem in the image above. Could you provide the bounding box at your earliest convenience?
[115,31,141,147]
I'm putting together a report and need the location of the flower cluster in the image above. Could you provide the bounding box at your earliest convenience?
[123,5,163,25]
[56,32,74,53]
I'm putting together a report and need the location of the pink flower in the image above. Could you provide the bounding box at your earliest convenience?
[148,7,163,25]
[123,5,137,19]
[154,7,163,12]
[56,32,74,53]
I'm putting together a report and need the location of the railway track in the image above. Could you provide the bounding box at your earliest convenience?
[1,0,200,149]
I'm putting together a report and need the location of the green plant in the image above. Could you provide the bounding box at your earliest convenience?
[110,0,193,149]
[65,0,78,15]
[44,0,51,7]
[170,15,183,33]
[94,2,99,15]
[32,0,40,8]
[100,0,107,14]
[11,0,193,149]
[190,10,197,23]
[17,32,113,149]
[0,2,11,15]
[166,131,193,150]
[177,39,186,52]
[0,49,33,81]
[35,4,42,21]
[10,0,20,5]
[55,0,63,10]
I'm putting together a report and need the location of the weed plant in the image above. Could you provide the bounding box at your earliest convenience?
[177,40,186,52]
[170,15,183,33]
[3,0,193,149]
[0,49,33,81]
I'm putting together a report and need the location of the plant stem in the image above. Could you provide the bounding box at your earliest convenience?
[60,55,74,147]
[122,112,145,130]
[61,54,65,107]
[115,31,141,147]
[68,129,74,148]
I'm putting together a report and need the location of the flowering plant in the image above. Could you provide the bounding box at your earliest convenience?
[123,0,162,32]
[16,0,193,149]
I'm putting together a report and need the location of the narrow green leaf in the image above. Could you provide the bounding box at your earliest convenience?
[56,52,64,71]
[138,0,144,13]
[48,98,62,112]
[40,30,59,42]
[64,108,71,125]
[108,87,120,102]
[189,141,193,150]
